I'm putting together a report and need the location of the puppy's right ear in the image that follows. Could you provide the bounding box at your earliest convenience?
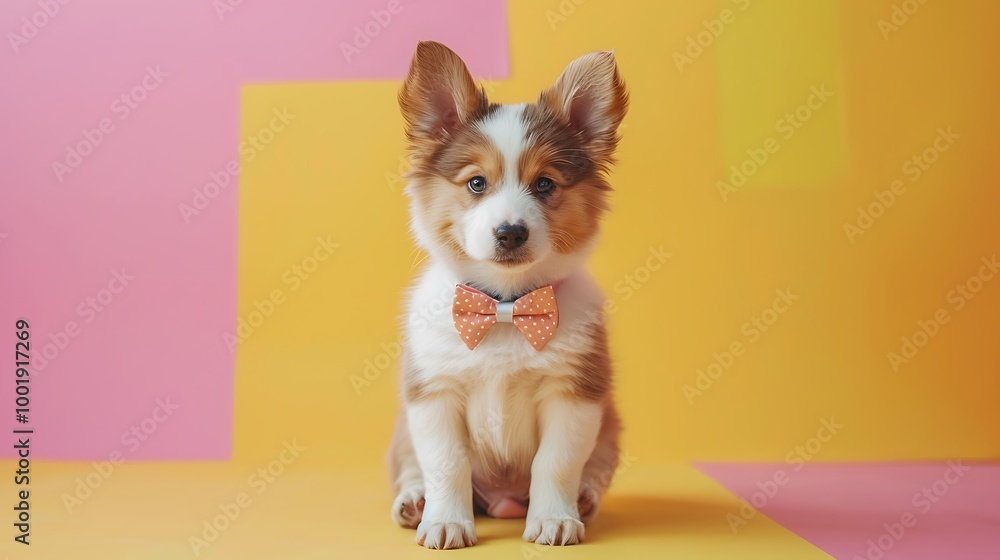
[399,42,486,147]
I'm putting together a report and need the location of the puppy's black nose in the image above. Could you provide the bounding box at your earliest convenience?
[495,222,528,250]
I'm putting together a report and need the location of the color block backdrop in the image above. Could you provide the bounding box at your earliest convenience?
[3,1,1000,558]
[3,0,999,468]
[0,0,510,459]
[234,0,1000,467]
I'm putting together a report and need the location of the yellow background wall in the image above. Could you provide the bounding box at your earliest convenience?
[234,0,1000,466]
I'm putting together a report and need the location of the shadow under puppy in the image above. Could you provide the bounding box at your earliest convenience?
[387,41,628,550]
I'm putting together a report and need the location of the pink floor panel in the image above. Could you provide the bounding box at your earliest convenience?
[698,462,1000,560]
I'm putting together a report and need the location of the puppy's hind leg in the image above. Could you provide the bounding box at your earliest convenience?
[578,402,622,524]
[387,410,425,529]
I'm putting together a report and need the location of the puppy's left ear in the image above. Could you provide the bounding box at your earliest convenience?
[399,41,487,148]
[540,51,628,159]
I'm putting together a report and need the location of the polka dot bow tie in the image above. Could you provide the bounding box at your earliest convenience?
[453,284,559,351]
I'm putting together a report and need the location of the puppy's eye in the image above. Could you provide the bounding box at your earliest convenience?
[468,176,487,193]
[534,177,554,193]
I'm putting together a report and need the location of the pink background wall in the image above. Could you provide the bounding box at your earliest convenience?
[0,0,508,459]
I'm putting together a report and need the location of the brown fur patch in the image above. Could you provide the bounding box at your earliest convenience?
[517,90,618,255]
[579,401,623,523]
[570,324,614,401]
[406,179,460,260]
[399,42,492,163]
[405,172,473,263]
[542,178,610,255]
[404,118,511,262]
[423,127,504,187]
[518,104,597,186]
[538,51,629,163]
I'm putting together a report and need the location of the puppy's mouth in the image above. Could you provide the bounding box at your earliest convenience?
[490,249,534,268]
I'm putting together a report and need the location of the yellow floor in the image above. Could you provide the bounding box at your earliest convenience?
[4,461,832,559]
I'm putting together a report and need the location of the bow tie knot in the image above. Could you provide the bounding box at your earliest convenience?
[452,284,560,350]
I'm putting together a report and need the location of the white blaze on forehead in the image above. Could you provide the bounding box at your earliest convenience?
[460,104,550,262]
[476,103,528,182]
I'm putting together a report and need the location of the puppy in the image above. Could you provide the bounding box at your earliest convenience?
[387,41,627,549]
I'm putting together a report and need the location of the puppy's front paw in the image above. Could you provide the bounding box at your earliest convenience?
[416,520,477,549]
[391,486,425,528]
[523,517,585,546]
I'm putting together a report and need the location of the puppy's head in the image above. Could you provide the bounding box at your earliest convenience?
[399,41,627,275]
